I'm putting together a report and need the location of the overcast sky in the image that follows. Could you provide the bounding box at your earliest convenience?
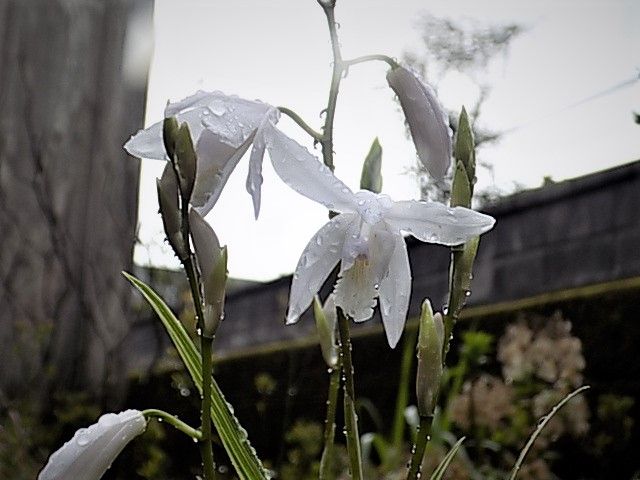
[133,0,640,280]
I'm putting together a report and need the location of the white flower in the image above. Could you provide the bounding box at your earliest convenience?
[386,66,452,180]
[265,124,494,348]
[124,90,280,217]
[39,410,146,480]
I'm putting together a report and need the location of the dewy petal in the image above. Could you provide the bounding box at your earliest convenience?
[265,123,357,212]
[191,129,255,216]
[124,108,207,161]
[287,213,357,324]
[246,108,280,218]
[334,224,396,323]
[124,120,165,160]
[385,200,495,246]
[38,410,146,480]
[199,92,278,148]
[379,235,412,348]
[386,66,452,180]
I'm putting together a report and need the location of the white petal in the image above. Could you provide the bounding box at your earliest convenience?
[287,213,357,324]
[386,66,452,179]
[245,111,278,219]
[164,90,214,116]
[191,129,254,216]
[334,224,396,323]
[124,120,165,160]
[385,200,495,246]
[265,124,357,212]
[38,410,146,480]
[379,235,412,348]
[199,93,278,148]
[124,108,206,161]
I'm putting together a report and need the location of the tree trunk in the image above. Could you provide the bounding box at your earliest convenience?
[0,0,151,407]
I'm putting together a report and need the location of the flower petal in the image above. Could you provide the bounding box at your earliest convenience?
[199,93,278,148]
[38,410,146,480]
[191,129,255,216]
[245,111,279,218]
[386,66,452,179]
[385,200,495,246]
[124,120,165,160]
[287,213,357,324]
[124,108,207,161]
[379,235,412,348]
[265,124,357,212]
[334,224,396,323]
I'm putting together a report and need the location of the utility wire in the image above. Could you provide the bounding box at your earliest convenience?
[503,70,640,135]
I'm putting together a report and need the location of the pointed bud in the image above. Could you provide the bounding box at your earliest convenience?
[163,116,180,159]
[38,410,146,480]
[386,66,452,180]
[189,209,227,337]
[359,138,383,194]
[416,300,444,416]
[454,106,475,185]
[174,124,197,203]
[450,161,472,208]
[313,294,338,368]
[157,163,187,260]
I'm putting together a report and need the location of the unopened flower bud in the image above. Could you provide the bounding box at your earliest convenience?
[386,66,452,180]
[163,116,180,159]
[450,160,472,208]
[157,163,187,260]
[313,294,338,368]
[189,209,227,337]
[359,138,383,194]
[39,410,146,480]
[174,124,197,202]
[416,300,444,416]
[454,106,475,186]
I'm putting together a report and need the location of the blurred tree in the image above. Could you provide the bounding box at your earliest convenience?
[0,0,152,409]
[403,14,523,203]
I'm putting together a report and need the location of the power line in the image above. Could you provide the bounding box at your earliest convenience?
[503,70,640,135]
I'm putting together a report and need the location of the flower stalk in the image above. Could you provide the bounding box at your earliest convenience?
[142,409,203,441]
[337,308,363,480]
[406,415,434,480]
[163,120,218,480]
[319,361,341,480]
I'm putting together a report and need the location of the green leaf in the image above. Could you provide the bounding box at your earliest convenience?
[509,386,590,480]
[450,161,471,208]
[359,138,383,193]
[123,272,268,480]
[430,437,465,480]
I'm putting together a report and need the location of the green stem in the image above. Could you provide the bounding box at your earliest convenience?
[406,415,433,480]
[200,335,217,480]
[319,361,341,480]
[142,409,203,440]
[174,175,217,480]
[278,106,324,142]
[389,331,416,468]
[343,54,398,69]
[319,0,343,171]
[337,308,363,480]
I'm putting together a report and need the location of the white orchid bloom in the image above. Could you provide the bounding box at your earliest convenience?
[125,90,280,217]
[39,410,146,480]
[265,124,495,348]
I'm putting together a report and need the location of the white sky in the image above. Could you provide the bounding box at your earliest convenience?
[134,0,640,281]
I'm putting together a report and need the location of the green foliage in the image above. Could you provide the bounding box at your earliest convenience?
[123,272,269,480]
